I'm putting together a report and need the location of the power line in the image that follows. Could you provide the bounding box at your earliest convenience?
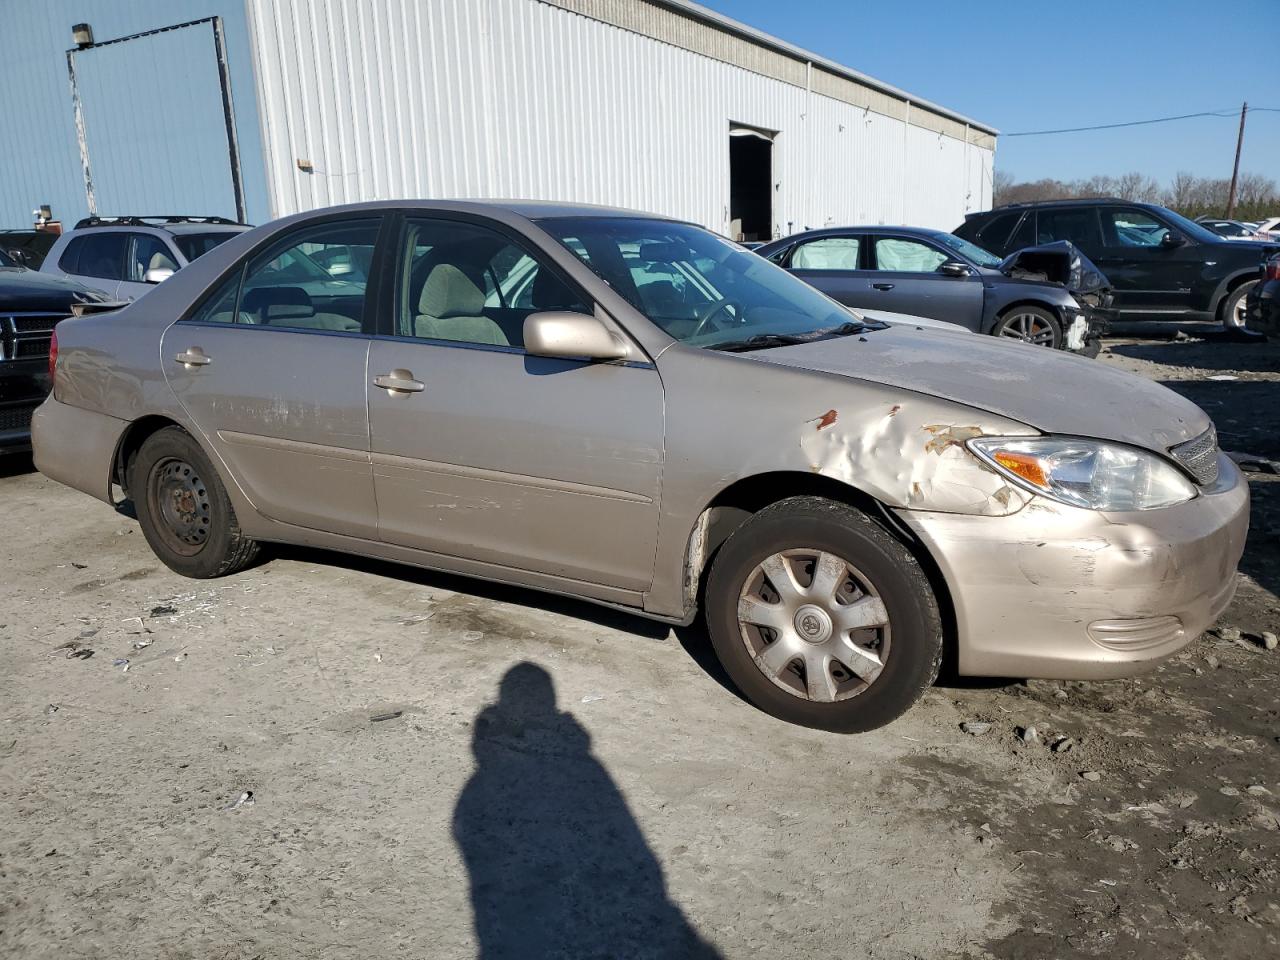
[1005,107,1280,137]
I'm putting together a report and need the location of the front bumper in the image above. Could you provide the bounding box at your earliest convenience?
[897,452,1249,679]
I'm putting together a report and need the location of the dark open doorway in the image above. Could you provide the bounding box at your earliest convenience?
[728,126,773,242]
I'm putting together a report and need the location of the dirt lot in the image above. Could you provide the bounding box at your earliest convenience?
[2,328,1278,959]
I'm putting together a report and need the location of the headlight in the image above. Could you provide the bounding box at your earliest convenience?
[968,437,1196,511]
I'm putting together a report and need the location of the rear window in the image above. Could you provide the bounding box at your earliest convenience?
[1036,208,1102,248]
[61,233,128,280]
[174,232,239,262]
[972,211,1022,250]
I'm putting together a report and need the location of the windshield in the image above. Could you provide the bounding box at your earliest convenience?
[174,232,240,262]
[934,232,1002,268]
[1154,207,1223,244]
[539,217,858,347]
[0,248,18,268]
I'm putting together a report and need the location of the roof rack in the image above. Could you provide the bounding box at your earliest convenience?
[72,215,248,229]
[990,197,1128,212]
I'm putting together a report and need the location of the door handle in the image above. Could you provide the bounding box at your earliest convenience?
[174,348,211,367]
[873,282,895,291]
[373,369,425,394]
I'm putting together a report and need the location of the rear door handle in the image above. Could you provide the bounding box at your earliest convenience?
[873,282,895,291]
[174,348,211,367]
[373,369,425,394]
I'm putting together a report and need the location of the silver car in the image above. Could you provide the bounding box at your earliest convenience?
[40,216,251,301]
[33,201,1248,732]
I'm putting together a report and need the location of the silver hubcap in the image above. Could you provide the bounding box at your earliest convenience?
[998,312,1056,346]
[736,550,891,703]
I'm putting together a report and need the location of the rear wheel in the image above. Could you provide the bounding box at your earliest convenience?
[704,497,942,732]
[130,426,259,578]
[1219,280,1256,330]
[993,306,1062,348]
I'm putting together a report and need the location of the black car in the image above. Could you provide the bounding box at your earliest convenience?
[1245,253,1280,335]
[956,198,1280,329]
[755,226,1109,353]
[1,249,109,453]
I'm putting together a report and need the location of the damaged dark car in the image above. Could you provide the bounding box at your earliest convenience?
[756,226,1110,355]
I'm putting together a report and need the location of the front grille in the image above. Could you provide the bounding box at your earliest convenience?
[11,315,59,333]
[0,404,36,433]
[1,312,67,362]
[1169,426,1220,486]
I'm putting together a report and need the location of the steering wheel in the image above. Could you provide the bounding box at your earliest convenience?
[689,299,742,340]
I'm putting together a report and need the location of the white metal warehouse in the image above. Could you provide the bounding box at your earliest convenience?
[1,0,998,237]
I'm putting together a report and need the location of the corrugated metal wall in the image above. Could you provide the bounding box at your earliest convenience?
[245,0,994,232]
[0,1,269,228]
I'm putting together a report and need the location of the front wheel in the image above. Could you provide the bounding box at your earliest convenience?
[1219,280,1257,330]
[130,426,260,578]
[992,306,1062,348]
[704,497,943,732]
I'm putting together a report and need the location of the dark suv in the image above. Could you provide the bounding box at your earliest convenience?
[956,198,1280,329]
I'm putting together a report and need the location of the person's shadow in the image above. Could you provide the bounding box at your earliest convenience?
[453,662,722,959]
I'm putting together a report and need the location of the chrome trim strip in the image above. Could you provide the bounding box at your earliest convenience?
[370,450,653,504]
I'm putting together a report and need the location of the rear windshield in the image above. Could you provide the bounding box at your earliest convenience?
[174,232,238,262]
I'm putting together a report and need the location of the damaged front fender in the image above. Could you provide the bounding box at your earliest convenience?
[797,401,1036,517]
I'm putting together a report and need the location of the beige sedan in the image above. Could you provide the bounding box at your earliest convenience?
[34,201,1248,731]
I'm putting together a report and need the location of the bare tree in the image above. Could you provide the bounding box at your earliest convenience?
[990,170,1278,220]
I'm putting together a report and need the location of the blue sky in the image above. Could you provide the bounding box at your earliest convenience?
[698,0,1280,187]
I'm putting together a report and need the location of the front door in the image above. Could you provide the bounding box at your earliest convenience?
[366,216,664,592]
[866,235,984,328]
[1095,207,1201,313]
[162,217,382,538]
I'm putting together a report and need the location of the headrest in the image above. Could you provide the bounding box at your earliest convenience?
[419,263,485,318]
[243,285,314,321]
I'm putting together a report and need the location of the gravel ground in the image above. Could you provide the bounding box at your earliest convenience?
[1,328,1278,959]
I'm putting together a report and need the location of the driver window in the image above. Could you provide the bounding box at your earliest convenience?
[874,237,947,273]
[1101,209,1169,248]
[397,219,589,348]
[791,237,861,270]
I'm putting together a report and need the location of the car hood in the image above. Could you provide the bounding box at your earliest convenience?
[0,268,108,311]
[757,326,1211,452]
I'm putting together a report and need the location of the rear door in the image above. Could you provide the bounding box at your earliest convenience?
[161,217,382,538]
[365,214,664,594]
[784,235,873,306]
[866,234,983,328]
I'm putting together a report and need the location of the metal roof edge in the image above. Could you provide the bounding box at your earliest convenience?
[648,0,1000,136]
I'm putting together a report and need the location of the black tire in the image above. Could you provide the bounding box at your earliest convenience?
[704,497,942,733]
[1218,280,1257,330]
[992,305,1062,349]
[129,426,260,578]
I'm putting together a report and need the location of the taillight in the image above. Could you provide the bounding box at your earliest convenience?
[1266,258,1280,282]
[49,328,58,384]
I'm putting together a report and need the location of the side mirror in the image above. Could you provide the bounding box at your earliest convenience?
[1160,231,1187,249]
[939,260,970,277]
[143,266,175,284]
[524,311,629,361]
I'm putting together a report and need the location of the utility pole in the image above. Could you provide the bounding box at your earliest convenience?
[1225,101,1247,219]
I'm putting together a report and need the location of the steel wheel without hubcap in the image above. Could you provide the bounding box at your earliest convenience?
[148,457,212,557]
[737,549,891,702]
[997,310,1057,346]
